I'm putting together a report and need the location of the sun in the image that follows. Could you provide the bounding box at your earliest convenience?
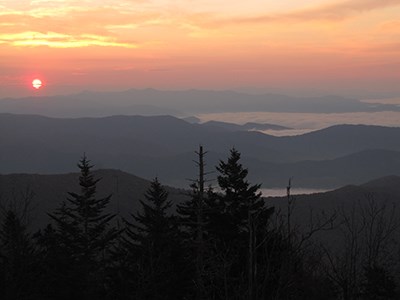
[32,79,42,89]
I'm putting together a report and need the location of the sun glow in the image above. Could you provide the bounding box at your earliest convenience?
[32,79,42,89]
[1,0,399,96]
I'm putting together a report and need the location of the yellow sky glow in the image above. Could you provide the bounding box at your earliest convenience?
[0,0,399,96]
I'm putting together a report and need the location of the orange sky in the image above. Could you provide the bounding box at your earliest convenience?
[1,0,400,97]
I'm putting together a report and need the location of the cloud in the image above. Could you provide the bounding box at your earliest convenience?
[1,0,399,55]
[211,0,400,25]
[0,31,138,48]
[0,6,157,48]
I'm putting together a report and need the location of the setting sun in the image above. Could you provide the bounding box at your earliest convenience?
[0,0,399,97]
[32,79,42,90]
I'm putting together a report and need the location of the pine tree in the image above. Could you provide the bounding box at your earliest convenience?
[127,177,173,251]
[48,154,118,299]
[210,148,273,299]
[213,148,266,240]
[124,178,186,300]
[34,224,70,298]
[0,210,37,299]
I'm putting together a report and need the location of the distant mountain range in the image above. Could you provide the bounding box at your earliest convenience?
[1,88,399,117]
[1,113,400,188]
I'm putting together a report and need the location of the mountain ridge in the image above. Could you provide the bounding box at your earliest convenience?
[1,113,400,188]
[2,88,399,117]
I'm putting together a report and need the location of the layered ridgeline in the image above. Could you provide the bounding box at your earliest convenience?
[1,113,400,189]
[2,89,399,117]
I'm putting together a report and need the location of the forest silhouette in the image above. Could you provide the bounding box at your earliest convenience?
[0,148,399,300]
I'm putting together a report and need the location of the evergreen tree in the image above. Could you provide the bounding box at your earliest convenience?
[34,224,70,299]
[127,177,173,251]
[0,210,38,299]
[216,148,266,230]
[209,148,270,248]
[48,154,118,299]
[209,148,274,299]
[123,178,187,300]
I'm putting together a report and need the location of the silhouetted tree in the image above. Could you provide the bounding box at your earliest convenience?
[261,180,337,300]
[123,178,186,300]
[0,210,38,299]
[47,154,118,299]
[177,145,214,299]
[322,195,399,300]
[34,224,71,299]
[206,148,274,299]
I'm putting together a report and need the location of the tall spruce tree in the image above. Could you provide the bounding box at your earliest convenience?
[48,154,117,299]
[213,148,266,241]
[209,148,273,300]
[123,178,186,300]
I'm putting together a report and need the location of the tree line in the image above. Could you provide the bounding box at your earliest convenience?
[0,147,399,299]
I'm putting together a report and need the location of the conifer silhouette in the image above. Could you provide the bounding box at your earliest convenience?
[0,210,37,299]
[48,154,117,299]
[124,177,187,300]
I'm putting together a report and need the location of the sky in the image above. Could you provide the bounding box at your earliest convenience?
[1,0,400,97]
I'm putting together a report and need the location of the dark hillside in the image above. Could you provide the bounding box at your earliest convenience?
[267,175,400,229]
[0,169,188,229]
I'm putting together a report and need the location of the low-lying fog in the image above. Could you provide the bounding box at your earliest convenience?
[198,111,400,136]
[260,188,330,197]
